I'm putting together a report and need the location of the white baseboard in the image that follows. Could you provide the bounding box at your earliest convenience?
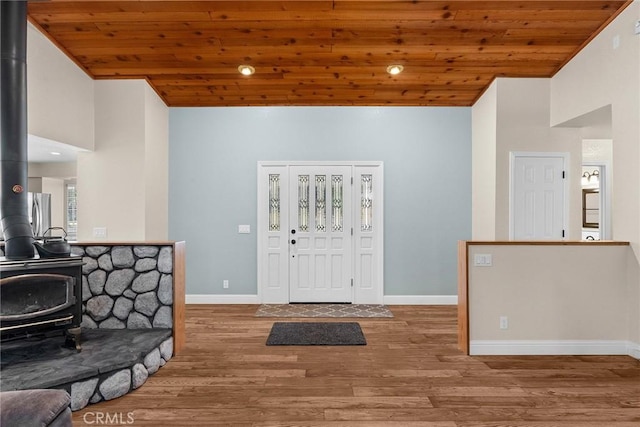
[383,295,458,305]
[186,294,457,305]
[471,340,636,357]
[628,341,640,360]
[186,294,260,304]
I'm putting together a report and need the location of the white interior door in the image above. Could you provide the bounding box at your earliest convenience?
[289,166,352,302]
[511,154,566,240]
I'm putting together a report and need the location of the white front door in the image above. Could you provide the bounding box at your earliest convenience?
[289,166,352,302]
[511,154,566,240]
[258,161,383,304]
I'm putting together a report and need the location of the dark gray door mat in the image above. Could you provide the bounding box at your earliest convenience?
[266,322,366,346]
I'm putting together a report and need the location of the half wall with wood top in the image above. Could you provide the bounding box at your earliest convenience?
[458,241,638,359]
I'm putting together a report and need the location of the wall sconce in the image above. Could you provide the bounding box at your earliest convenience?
[581,169,599,186]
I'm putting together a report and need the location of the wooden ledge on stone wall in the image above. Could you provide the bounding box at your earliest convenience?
[172,241,186,354]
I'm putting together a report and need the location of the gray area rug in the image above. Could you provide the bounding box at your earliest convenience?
[266,322,366,346]
[256,304,393,318]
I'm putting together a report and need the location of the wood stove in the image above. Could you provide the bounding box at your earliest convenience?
[0,256,83,350]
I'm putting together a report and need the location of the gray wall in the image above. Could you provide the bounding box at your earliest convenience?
[169,107,471,296]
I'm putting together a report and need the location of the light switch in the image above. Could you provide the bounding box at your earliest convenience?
[238,224,251,234]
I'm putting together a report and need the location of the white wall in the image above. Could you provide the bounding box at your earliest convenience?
[28,162,77,179]
[471,82,497,240]
[583,139,613,165]
[495,78,582,240]
[27,23,94,151]
[472,78,582,240]
[27,24,169,242]
[468,244,635,357]
[636,0,640,355]
[143,85,169,241]
[550,1,640,352]
[27,177,42,193]
[552,2,640,247]
[77,81,146,241]
[77,80,169,241]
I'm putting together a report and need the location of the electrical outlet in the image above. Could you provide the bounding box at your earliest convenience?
[499,316,508,330]
[92,227,107,238]
[223,280,229,289]
[474,254,492,266]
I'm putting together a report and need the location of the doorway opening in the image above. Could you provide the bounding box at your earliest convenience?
[581,139,612,241]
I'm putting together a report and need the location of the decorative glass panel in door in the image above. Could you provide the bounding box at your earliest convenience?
[315,175,327,232]
[298,175,309,232]
[289,166,352,303]
[268,174,280,231]
[361,174,373,231]
[331,175,343,232]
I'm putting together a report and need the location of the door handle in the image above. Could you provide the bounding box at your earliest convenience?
[291,239,296,245]
[291,229,296,234]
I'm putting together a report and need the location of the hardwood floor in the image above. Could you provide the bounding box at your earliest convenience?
[72,305,640,426]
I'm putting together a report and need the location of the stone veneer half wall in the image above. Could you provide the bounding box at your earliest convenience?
[73,244,174,330]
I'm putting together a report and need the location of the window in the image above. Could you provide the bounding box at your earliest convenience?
[66,183,77,241]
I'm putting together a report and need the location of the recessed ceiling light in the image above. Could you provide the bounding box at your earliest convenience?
[238,65,255,76]
[50,151,61,156]
[386,64,404,75]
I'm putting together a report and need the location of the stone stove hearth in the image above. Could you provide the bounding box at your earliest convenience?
[0,329,172,411]
[0,241,184,411]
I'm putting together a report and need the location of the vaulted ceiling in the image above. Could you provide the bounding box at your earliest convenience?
[27,1,631,107]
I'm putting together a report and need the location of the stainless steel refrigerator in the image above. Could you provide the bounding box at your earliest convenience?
[28,192,51,239]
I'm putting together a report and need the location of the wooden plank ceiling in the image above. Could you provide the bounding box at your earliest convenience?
[27,1,631,107]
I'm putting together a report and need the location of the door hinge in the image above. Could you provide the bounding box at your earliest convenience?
[351,177,354,185]
[562,170,566,179]
[351,227,353,236]
[351,278,354,287]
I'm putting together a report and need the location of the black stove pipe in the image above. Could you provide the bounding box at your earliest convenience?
[0,0,35,259]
